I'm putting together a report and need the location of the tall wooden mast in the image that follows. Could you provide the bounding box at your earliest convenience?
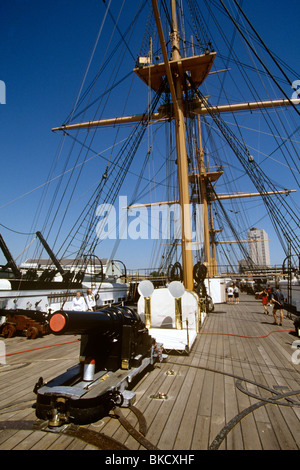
[151,0,194,290]
[196,116,211,272]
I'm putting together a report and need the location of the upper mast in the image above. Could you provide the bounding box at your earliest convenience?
[151,0,194,290]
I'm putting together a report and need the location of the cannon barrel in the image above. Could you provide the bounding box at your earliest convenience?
[49,306,143,336]
[48,305,154,373]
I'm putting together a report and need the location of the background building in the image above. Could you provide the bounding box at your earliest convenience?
[248,228,271,267]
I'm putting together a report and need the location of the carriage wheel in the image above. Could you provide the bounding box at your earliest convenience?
[26,326,39,339]
[2,324,17,338]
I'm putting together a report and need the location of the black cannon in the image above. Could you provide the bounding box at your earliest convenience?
[34,306,165,427]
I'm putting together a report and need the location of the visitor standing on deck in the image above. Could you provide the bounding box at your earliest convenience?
[227,284,234,304]
[256,288,269,315]
[85,288,97,311]
[271,285,286,326]
[71,291,87,311]
[233,284,239,304]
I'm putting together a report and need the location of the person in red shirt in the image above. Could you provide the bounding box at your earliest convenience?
[256,288,269,315]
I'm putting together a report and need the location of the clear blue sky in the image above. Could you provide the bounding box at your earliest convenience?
[0,1,299,270]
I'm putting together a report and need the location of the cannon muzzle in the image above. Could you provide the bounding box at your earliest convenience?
[49,306,143,336]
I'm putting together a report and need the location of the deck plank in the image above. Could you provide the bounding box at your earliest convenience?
[0,293,299,450]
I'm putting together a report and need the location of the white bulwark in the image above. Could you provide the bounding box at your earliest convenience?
[137,280,202,353]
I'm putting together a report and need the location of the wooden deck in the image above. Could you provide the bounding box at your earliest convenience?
[0,293,299,450]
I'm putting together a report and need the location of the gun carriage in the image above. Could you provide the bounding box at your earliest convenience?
[34,306,165,427]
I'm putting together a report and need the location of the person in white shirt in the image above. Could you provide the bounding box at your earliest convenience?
[233,284,240,304]
[227,285,234,304]
[72,291,87,311]
[85,288,97,311]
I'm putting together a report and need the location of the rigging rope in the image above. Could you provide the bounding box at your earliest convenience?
[66,0,113,127]
[200,0,300,191]
[219,0,300,118]
[232,0,296,91]
[57,81,166,263]
[31,1,150,268]
[188,76,300,256]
